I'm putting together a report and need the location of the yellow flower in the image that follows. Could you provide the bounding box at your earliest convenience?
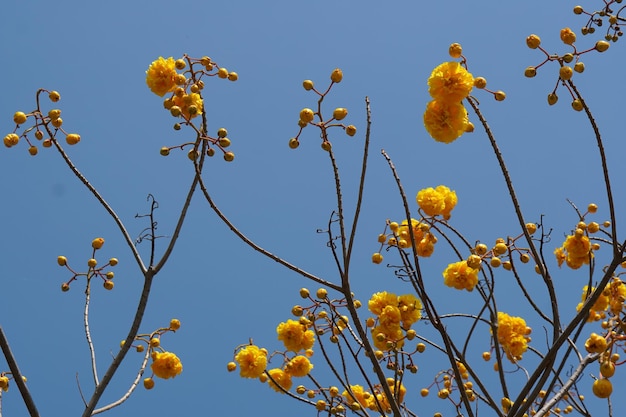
[423,100,469,144]
[276,319,315,352]
[607,279,626,314]
[371,378,407,412]
[576,286,609,322]
[398,294,422,328]
[556,233,593,269]
[379,305,402,330]
[284,355,313,377]
[368,291,399,316]
[235,345,267,378]
[146,57,178,97]
[150,351,183,379]
[172,92,204,120]
[371,324,404,351]
[416,185,457,219]
[442,261,479,291]
[584,333,607,354]
[343,385,374,409]
[496,312,531,362]
[428,61,474,103]
[267,368,293,393]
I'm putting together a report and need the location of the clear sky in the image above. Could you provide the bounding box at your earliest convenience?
[2,1,625,416]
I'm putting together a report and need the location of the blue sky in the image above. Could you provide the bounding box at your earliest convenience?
[2,1,625,416]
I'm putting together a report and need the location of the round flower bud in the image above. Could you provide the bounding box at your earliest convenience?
[227,72,238,81]
[206,148,215,157]
[170,106,182,117]
[227,362,237,372]
[297,119,308,128]
[288,138,300,149]
[49,91,61,102]
[526,34,541,49]
[316,288,328,299]
[88,258,97,267]
[482,351,491,361]
[223,152,235,162]
[302,80,314,90]
[218,67,229,78]
[35,130,44,140]
[103,280,114,290]
[372,253,383,264]
[57,256,67,266]
[321,141,331,151]
[105,271,114,279]
[51,117,63,128]
[416,342,426,353]
[562,53,574,63]
[217,128,228,138]
[524,67,537,78]
[330,68,343,83]
[160,147,170,156]
[574,62,585,73]
[587,222,600,233]
[174,74,186,85]
[600,361,615,378]
[200,56,212,67]
[449,43,463,58]
[592,379,612,398]
[502,261,512,271]
[28,146,38,156]
[560,28,577,45]
[475,243,488,255]
[490,257,502,267]
[595,41,610,52]
[571,99,583,111]
[467,254,482,269]
[3,133,19,147]
[170,318,181,330]
[559,66,573,81]
[66,133,81,145]
[299,288,309,298]
[299,108,315,123]
[494,242,508,255]
[42,139,52,148]
[494,91,506,101]
[175,59,186,70]
[547,93,558,105]
[525,223,537,234]
[61,282,70,292]
[188,149,199,160]
[333,108,348,121]
[13,111,27,125]
[345,125,357,136]
[573,5,583,14]
[92,238,105,249]
[143,377,155,390]
[520,253,531,263]
[587,203,598,213]
[421,388,430,397]
[218,138,231,148]
[473,77,487,89]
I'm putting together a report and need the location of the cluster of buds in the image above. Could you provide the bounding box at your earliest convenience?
[573,2,625,42]
[524,28,610,111]
[554,203,608,270]
[419,362,475,407]
[288,68,357,151]
[123,318,183,390]
[372,218,438,265]
[0,373,27,393]
[58,238,117,291]
[4,89,81,155]
[145,55,237,162]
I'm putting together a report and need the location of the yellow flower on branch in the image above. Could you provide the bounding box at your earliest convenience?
[496,312,531,362]
[235,345,267,378]
[276,319,315,352]
[284,355,313,377]
[172,92,204,120]
[423,100,469,144]
[442,260,479,291]
[150,351,183,379]
[416,185,458,219]
[267,368,293,393]
[146,57,178,97]
[428,61,474,103]
[343,385,375,409]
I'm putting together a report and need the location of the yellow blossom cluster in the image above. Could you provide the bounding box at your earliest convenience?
[442,261,479,292]
[147,55,238,161]
[368,292,422,351]
[342,378,406,413]
[416,185,458,220]
[230,316,316,394]
[554,231,593,269]
[496,312,531,362]
[423,46,474,143]
[150,351,183,379]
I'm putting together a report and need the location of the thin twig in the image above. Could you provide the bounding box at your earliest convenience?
[84,277,99,386]
[0,327,39,417]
